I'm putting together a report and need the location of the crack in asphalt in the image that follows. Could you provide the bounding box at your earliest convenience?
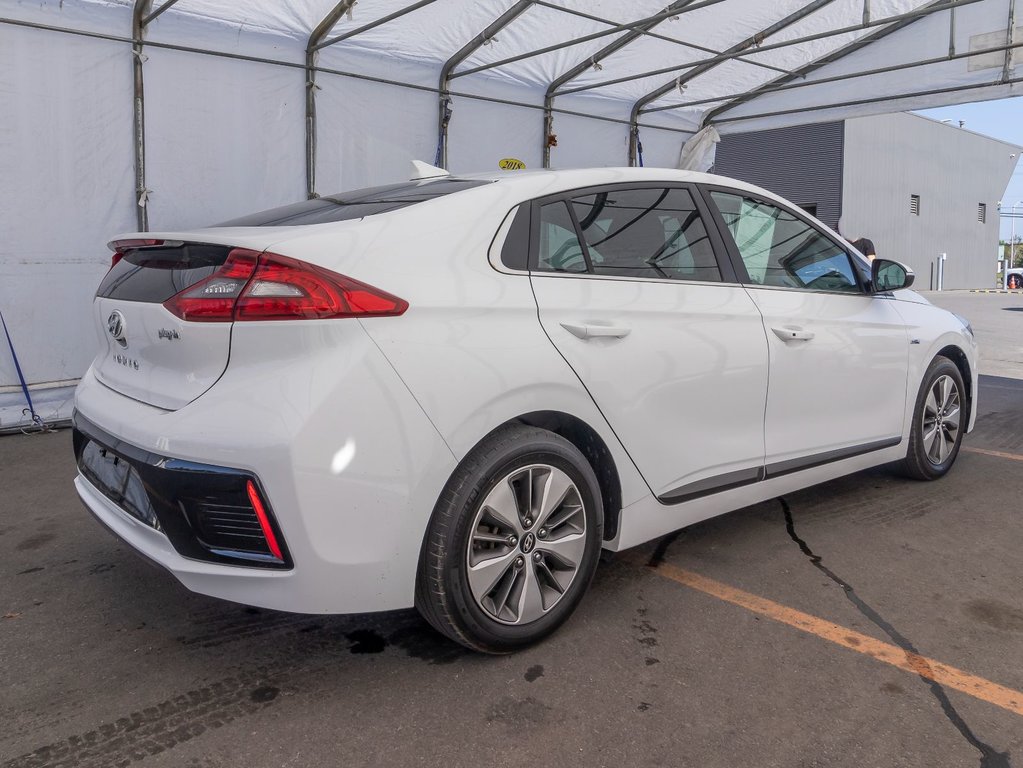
[780,497,1011,768]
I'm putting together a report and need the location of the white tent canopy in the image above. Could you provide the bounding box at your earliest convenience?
[1,0,1020,427]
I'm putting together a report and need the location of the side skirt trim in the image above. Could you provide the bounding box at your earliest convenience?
[656,436,903,505]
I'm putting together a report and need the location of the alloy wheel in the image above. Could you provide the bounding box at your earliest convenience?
[466,464,587,625]
[921,374,961,465]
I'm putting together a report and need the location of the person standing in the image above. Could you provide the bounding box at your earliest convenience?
[849,235,877,262]
[836,221,876,262]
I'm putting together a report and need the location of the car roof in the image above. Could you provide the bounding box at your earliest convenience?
[452,166,780,201]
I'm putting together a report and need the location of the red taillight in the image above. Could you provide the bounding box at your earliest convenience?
[163,249,407,322]
[246,480,283,562]
[163,248,260,322]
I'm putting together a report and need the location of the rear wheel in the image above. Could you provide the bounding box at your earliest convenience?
[416,424,603,653]
[900,356,966,480]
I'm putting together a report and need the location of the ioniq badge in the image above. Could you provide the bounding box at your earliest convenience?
[107,310,128,348]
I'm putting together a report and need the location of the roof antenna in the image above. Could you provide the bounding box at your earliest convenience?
[410,160,451,180]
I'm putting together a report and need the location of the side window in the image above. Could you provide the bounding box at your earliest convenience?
[710,191,860,293]
[499,204,530,271]
[534,187,721,282]
[538,202,588,273]
[569,188,720,281]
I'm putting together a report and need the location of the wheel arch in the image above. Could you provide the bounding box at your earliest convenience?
[513,411,623,542]
[935,344,973,424]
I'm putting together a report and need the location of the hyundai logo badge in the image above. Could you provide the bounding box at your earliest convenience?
[107,310,128,348]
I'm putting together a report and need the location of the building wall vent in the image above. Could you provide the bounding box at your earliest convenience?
[978,203,987,223]
[910,194,921,216]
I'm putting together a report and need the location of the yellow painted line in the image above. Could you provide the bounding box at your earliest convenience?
[963,446,1023,463]
[638,558,1023,718]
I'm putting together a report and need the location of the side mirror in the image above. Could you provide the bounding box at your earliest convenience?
[871,259,915,292]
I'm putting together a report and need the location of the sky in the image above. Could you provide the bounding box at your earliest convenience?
[915,97,1023,242]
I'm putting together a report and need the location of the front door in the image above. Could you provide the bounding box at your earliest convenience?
[706,189,909,473]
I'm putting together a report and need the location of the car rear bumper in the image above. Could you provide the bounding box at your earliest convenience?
[72,321,458,614]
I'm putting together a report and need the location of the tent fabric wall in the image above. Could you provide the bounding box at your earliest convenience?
[0,22,136,426]
[0,0,1019,428]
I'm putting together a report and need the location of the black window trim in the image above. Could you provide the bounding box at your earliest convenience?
[696,183,869,297]
[525,181,739,285]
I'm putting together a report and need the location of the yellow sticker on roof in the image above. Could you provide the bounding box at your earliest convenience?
[499,158,526,170]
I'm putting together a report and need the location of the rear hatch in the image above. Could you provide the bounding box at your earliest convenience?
[92,178,491,410]
[93,235,271,410]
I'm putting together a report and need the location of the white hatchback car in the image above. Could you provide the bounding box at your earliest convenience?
[73,167,977,652]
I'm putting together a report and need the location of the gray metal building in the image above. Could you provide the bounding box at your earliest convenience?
[714,112,1021,289]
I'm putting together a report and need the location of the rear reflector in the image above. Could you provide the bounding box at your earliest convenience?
[163,249,407,322]
[246,480,284,562]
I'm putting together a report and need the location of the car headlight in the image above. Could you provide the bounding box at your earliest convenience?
[951,312,974,338]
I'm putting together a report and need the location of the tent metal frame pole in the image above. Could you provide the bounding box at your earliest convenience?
[643,40,1023,114]
[449,0,730,80]
[1,14,693,137]
[949,5,957,56]
[437,0,535,169]
[306,1,358,199]
[1003,0,1017,82]
[563,0,986,98]
[532,0,795,78]
[314,0,440,51]
[699,0,961,126]
[628,0,838,166]
[710,74,1023,125]
[542,0,703,169]
[131,0,154,231]
[141,0,182,27]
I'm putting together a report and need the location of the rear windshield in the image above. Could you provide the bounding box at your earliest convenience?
[217,179,492,227]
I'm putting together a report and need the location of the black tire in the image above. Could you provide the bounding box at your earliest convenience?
[900,355,967,480]
[415,423,603,653]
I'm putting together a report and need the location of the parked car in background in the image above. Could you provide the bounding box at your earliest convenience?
[73,166,978,652]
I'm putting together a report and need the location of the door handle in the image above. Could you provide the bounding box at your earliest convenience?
[560,322,632,340]
[771,326,815,342]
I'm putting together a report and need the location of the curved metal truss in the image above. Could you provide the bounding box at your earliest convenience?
[5,0,1015,219]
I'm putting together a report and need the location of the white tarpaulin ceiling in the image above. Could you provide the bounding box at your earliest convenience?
[0,0,1020,426]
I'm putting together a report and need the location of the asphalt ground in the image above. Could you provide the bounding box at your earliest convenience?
[2,292,1021,768]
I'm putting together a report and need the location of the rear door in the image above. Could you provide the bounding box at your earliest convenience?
[704,188,909,473]
[528,184,770,502]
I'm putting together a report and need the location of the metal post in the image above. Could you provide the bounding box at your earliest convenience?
[437,1,534,170]
[937,253,946,291]
[131,0,154,232]
[305,1,358,199]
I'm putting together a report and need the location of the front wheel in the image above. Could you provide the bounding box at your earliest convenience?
[900,356,966,480]
[415,424,603,653]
